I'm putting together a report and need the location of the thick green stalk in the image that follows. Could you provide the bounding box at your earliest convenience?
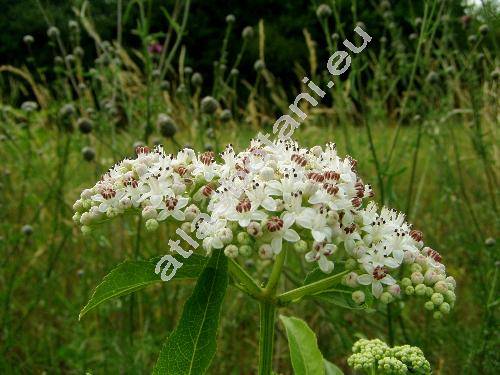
[228,258,263,298]
[263,249,286,296]
[258,300,276,375]
[277,270,349,303]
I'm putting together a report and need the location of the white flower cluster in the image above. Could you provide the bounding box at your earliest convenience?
[347,338,431,375]
[73,139,455,310]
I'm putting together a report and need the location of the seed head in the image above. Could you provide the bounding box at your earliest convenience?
[21,101,38,112]
[77,118,94,134]
[59,103,76,118]
[242,26,254,39]
[82,147,95,162]
[316,4,332,19]
[47,26,60,39]
[254,59,266,72]
[219,109,232,123]
[22,224,33,236]
[200,96,219,114]
[23,35,34,45]
[157,114,177,138]
[191,72,203,87]
[479,24,489,35]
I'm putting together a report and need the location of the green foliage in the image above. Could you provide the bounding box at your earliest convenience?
[153,249,228,375]
[280,315,326,375]
[302,267,373,310]
[323,359,344,375]
[79,254,207,319]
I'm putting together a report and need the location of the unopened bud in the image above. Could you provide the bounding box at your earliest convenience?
[352,290,365,305]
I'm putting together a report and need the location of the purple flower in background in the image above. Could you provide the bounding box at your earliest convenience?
[148,42,162,55]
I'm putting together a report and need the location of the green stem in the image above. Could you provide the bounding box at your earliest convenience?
[263,250,286,296]
[277,270,349,303]
[228,258,263,298]
[258,300,276,375]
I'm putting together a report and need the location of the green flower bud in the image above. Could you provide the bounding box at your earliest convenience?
[431,293,444,306]
[424,301,434,310]
[145,219,159,232]
[401,277,412,288]
[81,225,92,235]
[434,280,448,294]
[293,240,308,253]
[380,292,393,304]
[225,14,235,23]
[237,231,252,245]
[224,244,239,258]
[411,271,424,285]
[345,258,357,270]
[425,287,434,297]
[446,276,456,289]
[239,245,252,257]
[415,284,427,296]
[445,290,456,303]
[405,286,415,295]
[352,290,365,305]
[433,311,443,320]
[344,272,358,288]
[437,303,450,316]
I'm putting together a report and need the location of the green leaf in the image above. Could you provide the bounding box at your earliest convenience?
[303,267,373,310]
[303,264,346,285]
[79,254,206,320]
[153,249,228,375]
[313,285,374,311]
[324,359,344,375]
[279,315,325,375]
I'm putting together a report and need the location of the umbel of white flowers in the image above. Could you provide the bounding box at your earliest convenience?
[73,139,456,315]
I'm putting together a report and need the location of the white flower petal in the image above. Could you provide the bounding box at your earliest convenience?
[357,274,372,285]
[372,281,383,298]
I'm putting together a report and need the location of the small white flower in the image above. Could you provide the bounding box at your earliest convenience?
[305,241,337,273]
[357,265,396,298]
[157,196,189,221]
[296,207,332,242]
[266,213,300,254]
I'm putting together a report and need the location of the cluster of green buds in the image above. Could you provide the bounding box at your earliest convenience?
[348,339,431,374]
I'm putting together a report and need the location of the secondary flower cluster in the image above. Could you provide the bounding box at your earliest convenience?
[347,338,431,374]
[73,138,455,312]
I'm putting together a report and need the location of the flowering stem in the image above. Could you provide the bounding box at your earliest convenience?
[258,300,276,375]
[228,258,263,298]
[263,250,286,296]
[277,270,349,304]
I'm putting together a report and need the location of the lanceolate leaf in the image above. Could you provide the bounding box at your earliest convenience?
[79,254,207,320]
[279,315,325,375]
[303,266,373,310]
[153,249,228,375]
[323,359,344,375]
